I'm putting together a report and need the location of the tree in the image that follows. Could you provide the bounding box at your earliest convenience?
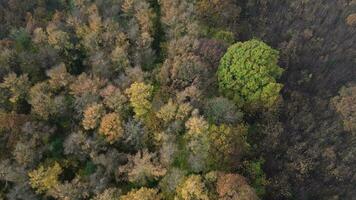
[93,188,121,200]
[159,54,208,89]
[0,73,30,105]
[70,73,106,97]
[29,82,67,119]
[175,175,210,200]
[99,113,124,143]
[119,149,166,186]
[195,0,241,29]
[120,187,162,200]
[159,168,186,199]
[0,112,29,133]
[82,103,105,130]
[156,99,178,123]
[184,113,210,172]
[28,162,63,194]
[217,39,284,110]
[216,173,258,200]
[46,63,73,91]
[204,97,243,124]
[100,85,128,115]
[196,39,227,70]
[123,119,147,149]
[208,124,249,170]
[331,84,356,134]
[243,159,268,197]
[125,82,153,119]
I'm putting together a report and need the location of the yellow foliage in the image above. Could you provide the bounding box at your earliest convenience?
[120,187,162,200]
[125,82,153,119]
[156,99,178,123]
[175,175,210,200]
[28,162,62,194]
[185,115,209,137]
[0,72,30,104]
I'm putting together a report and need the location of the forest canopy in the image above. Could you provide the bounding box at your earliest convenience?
[0,0,355,200]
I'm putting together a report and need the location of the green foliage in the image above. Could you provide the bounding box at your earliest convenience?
[159,168,187,199]
[0,1,289,199]
[10,28,32,51]
[243,159,268,197]
[204,97,243,124]
[82,160,97,176]
[212,30,235,45]
[49,137,64,158]
[218,39,284,110]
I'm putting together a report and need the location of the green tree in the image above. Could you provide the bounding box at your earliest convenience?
[243,159,268,197]
[217,39,284,110]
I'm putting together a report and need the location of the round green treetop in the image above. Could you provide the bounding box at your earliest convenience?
[217,39,284,109]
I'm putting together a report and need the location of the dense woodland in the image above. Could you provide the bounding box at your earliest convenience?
[0,0,355,199]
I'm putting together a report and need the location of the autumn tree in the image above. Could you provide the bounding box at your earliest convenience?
[100,85,128,115]
[218,39,284,110]
[93,188,121,200]
[159,53,208,90]
[159,168,186,199]
[0,73,30,105]
[69,73,106,117]
[120,187,162,200]
[82,103,105,130]
[119,149,166,186]
[208,124,249,170]
[332,84,356,134]
[175,175,210,200]
[216,173,258,200]
[13,121,53,167]
[184,113,210,172]
[29,82,67,119]
[28,162,63,194]
[99,113,124,143]
[125,82,153,119]
[123,119,147,149]
[195,0,241,29]
[46,63,73,91]
[156,99,192,124]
